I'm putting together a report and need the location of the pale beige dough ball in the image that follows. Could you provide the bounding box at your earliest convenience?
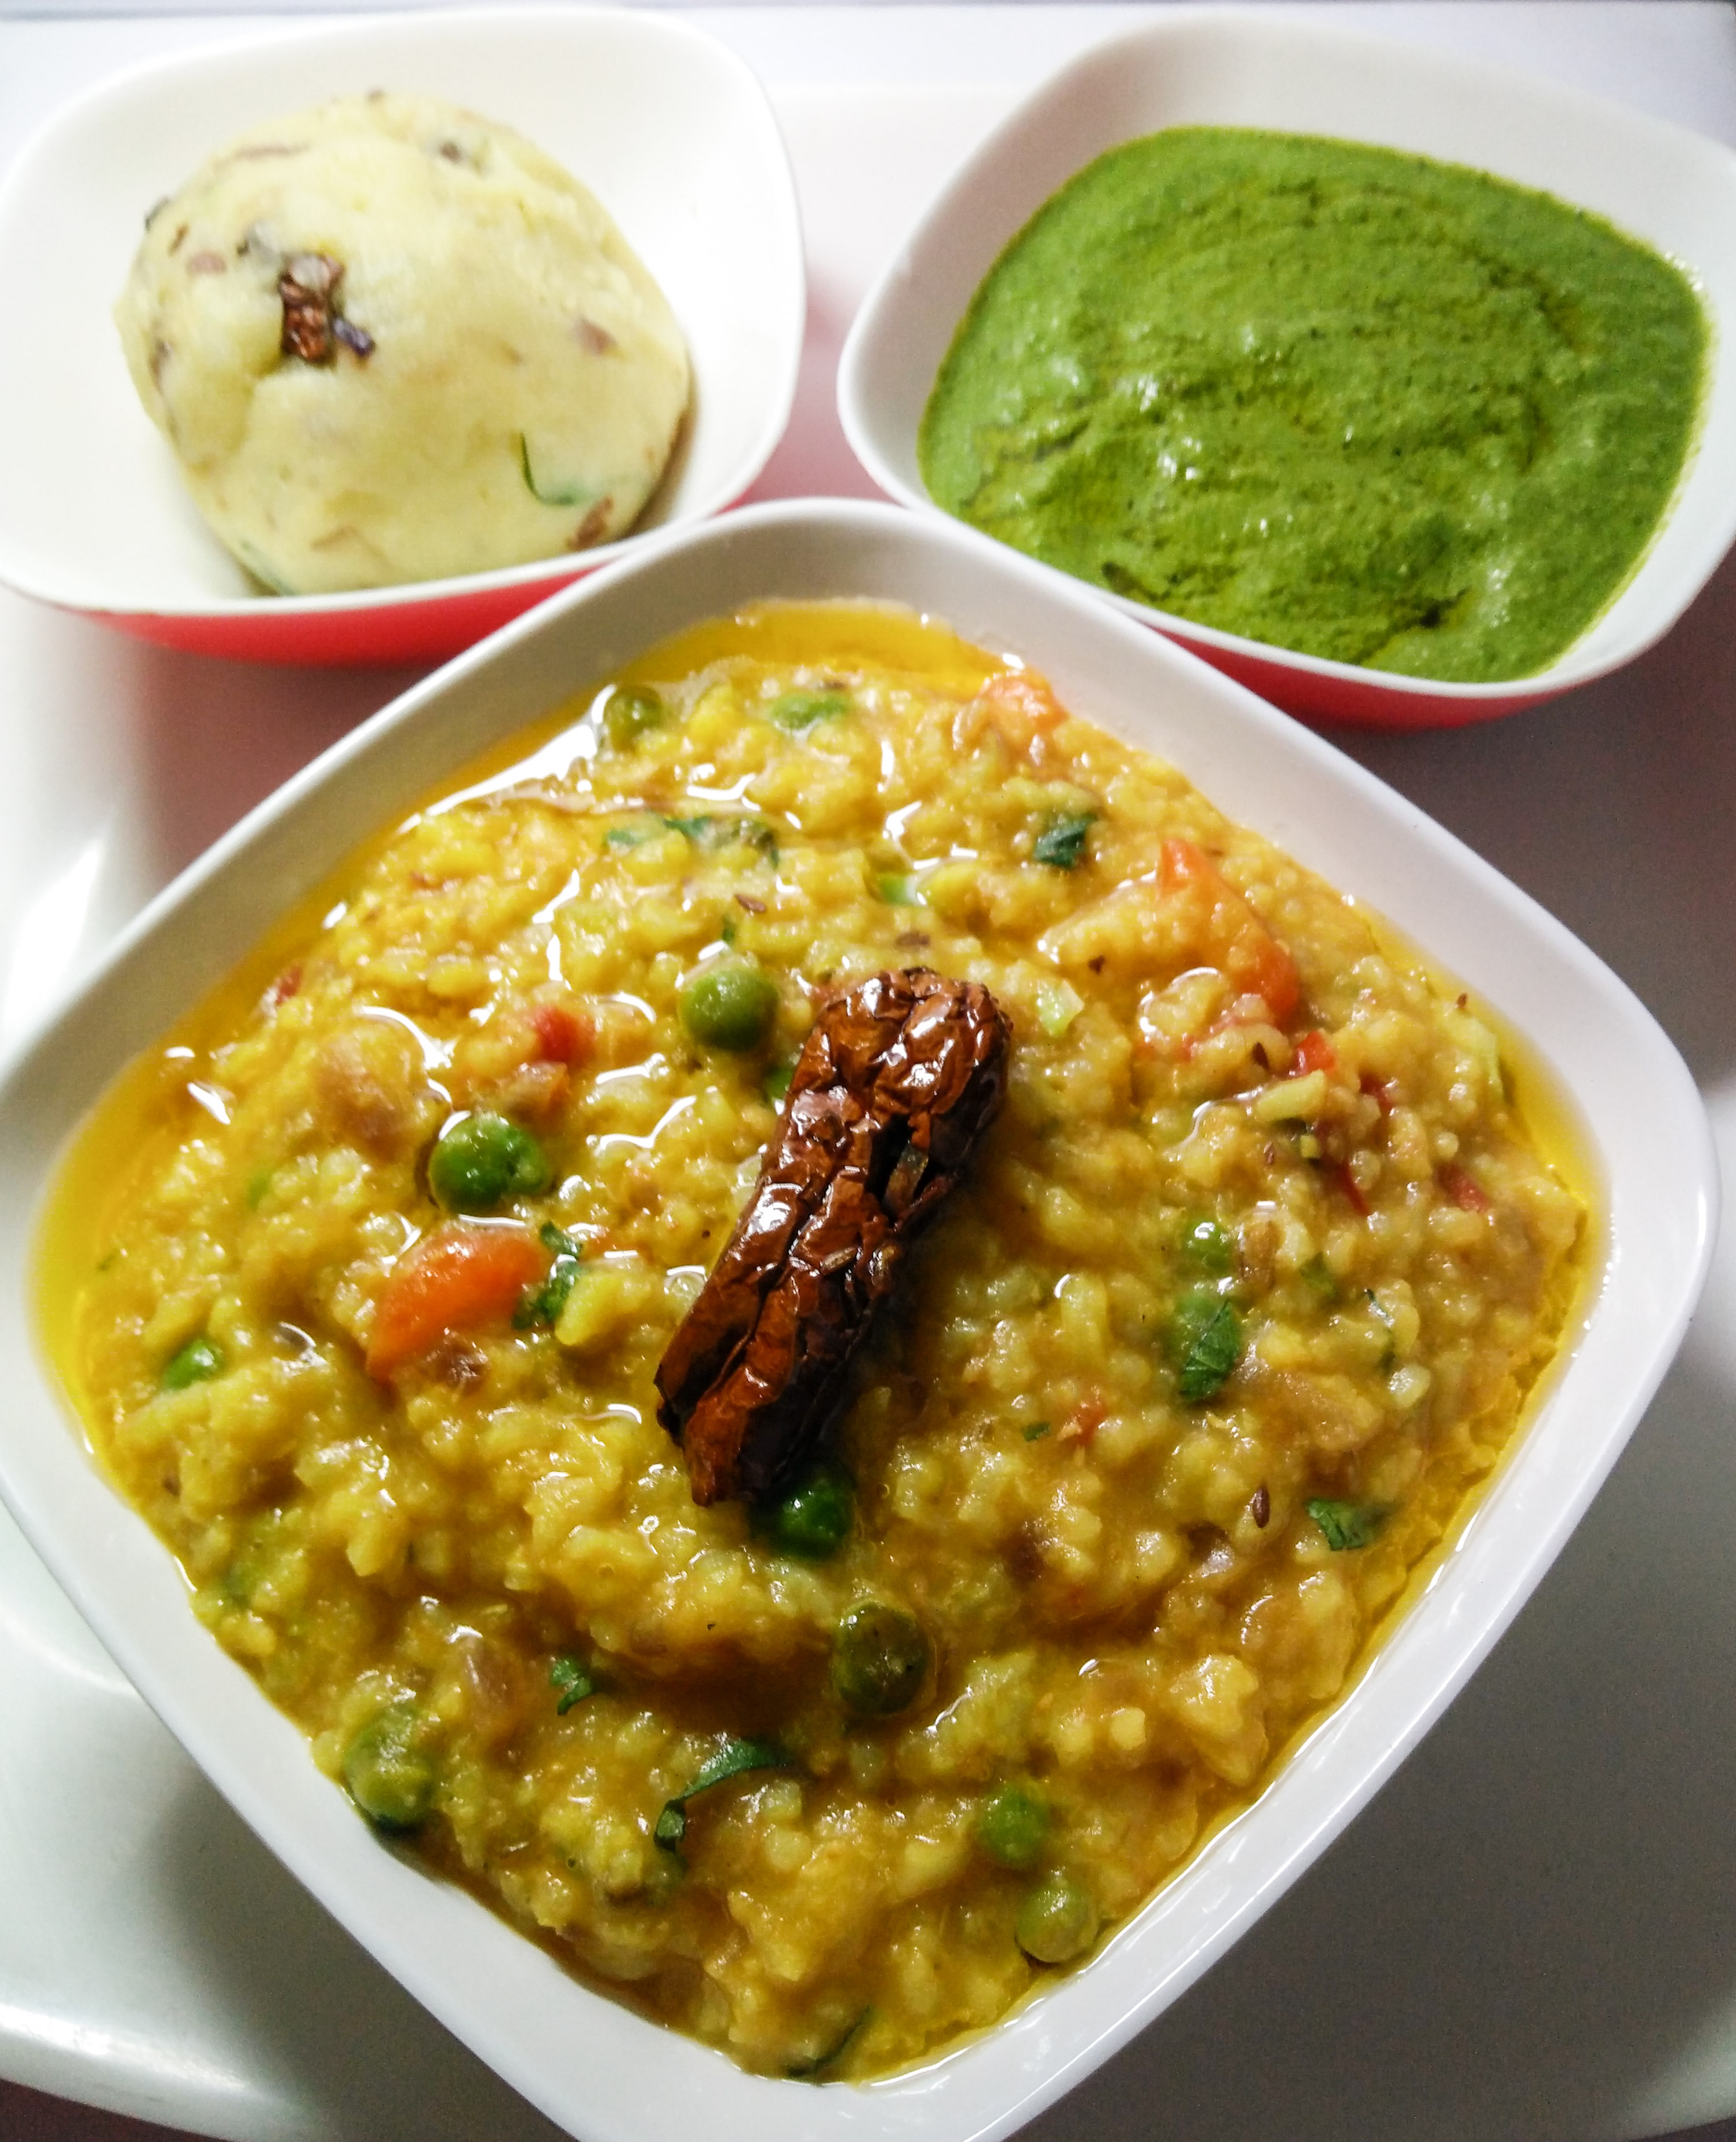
[115,92,691,593]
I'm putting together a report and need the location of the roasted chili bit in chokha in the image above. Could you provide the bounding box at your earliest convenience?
[657,968,1011,1505]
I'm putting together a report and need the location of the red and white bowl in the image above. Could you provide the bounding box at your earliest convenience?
[838,10,1736,728]
[0,9,805,666]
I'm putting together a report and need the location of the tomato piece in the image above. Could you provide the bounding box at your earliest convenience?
[967,668,1070,757]
[530,1003,594,1066]
[1159,838,1300,1022]
[1058,1394,1107,1446]
[1294,1029,1338,1077]
[976,669,1067,730]
[447,999,591,1124]
[366,1221,545,1380]
[1360,1071,1396,1114]
[1442,1164,1491,1214]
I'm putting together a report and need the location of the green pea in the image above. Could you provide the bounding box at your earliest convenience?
[428,1113,550,1212]
[162,1335,223,1390]
[756,1465,853,1561]
[977,1782,1049,1869]
[601,684,666,751]
[831,1601,931,1718]
[1180,1214,1234,1277]
[1015,1870,1098,1964]
[680,965,779,1053]
[343,1701,437,1834]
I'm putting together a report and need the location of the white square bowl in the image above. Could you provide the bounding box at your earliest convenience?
[837,9,1736,728]
[0,8,804,666]
[0,499,1715,2142]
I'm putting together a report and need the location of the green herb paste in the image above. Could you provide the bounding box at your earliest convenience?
[918,129,1707,682]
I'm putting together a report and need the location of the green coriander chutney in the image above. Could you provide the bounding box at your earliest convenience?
[918,129,1707,683]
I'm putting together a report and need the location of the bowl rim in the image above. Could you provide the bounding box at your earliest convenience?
[0,3,806,628]
[836,4,1736,715]
[0,497,1717,2142]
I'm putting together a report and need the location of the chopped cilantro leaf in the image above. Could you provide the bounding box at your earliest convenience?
[1033,810,1096,869]
[550,1655,596,1714]
[662,814,779,864]
[1169,1290,1242,1402]
[1364,1289,1398,1366]
[518,434,592,509]
[1307,1498,1386,1551]
[654,1737,791,1857]
[515,1227,583,1329]
[787,2009,871,2081]
[767,690,850,732]
[162,1335,223,1390]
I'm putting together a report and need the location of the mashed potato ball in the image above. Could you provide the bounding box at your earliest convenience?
[115,92,691,594]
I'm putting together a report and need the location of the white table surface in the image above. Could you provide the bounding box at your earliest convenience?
[1,8,1735,2142]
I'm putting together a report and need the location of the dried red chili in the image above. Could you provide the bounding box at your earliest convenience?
[279,253,372,364]
[279,253,341,362]
[656,969,1010,1504]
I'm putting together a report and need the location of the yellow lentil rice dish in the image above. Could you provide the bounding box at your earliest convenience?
[45,603,1586,2079]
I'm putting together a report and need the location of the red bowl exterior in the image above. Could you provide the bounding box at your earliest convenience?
[83,564,587,667]
[1159,623,1560,730]
[71,476,774,668]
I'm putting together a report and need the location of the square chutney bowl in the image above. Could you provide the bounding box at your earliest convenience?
[838,10,1736,728]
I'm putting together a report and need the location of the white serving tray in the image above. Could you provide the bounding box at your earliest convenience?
[3,10,1736,2142]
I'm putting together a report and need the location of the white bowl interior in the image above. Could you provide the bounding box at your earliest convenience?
[0,500,1715,2142]
[0,8,803,618]
[839,10,1736,698]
